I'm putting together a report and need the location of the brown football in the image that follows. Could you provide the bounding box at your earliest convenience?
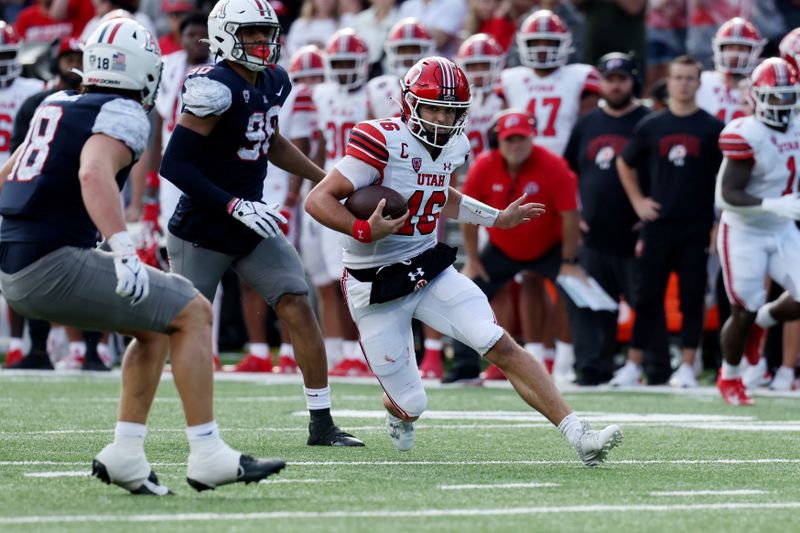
[345,185,409,220]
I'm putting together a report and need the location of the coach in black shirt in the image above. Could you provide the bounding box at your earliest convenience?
[564,52,670,385]
[614,55,724,386]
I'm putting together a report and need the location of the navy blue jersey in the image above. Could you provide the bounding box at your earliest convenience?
[167,61,291,254]
[0,91,148,251]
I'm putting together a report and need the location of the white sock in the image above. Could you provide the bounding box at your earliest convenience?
[304,385,332,410]
[775,366,795,379]
[544,347,555,361]
[186,421,225,456]
[555,340,574,360]
[755,305,778,328]
[324,337,344,368]
[97,343,110,356]
[557,413,583,448]
[525,342,546,364]
[69,341,86,356]
[114,421,146,452]
[279,343,294,358]
[424,339,443,352]
[249,342,269,359]
[9,337,24,351]
[721,361,740,380]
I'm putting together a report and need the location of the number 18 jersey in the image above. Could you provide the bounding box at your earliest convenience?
[335,117,470,269]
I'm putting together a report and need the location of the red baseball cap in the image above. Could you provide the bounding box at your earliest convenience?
[162,0,194,13]
[57,38,83,57]
[496,110,536,140]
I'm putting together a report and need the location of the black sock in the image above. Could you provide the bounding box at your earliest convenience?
[309,408,334,427]
[28,319,50,354]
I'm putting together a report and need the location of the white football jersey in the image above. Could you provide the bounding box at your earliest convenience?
[697,70,748,125]
[718,116,800,230]
[464,90,504,159]
[264,84,318,204]
[499,63,600,155]
[154,51,212,154]
[366,74,402,120]
[335,117,471,268]
[0,77,45,164]
[313,82,369,171]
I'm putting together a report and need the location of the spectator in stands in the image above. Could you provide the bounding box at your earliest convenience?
[462,0,517,51]
[15,0,79,43]
[644,0,687,95]
[158,0,195,56]
[284,0,340,59]
[564,51,668,385]
[614,55,723,387]
[77,0,156,41]
[686,0,752,69]
[350,0,399,76]
[449,110,583,384]
[38,0,95,38]
[397,0,467,57]
[575,0,646,65]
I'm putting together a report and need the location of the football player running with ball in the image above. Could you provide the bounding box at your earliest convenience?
[159,0,363,447]
[305,57,623,465]
[0,18,284,495]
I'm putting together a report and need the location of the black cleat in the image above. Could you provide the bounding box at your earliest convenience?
[9,353,54,370]
[82,351,111,372]
[186,455,286,492]
[91,460,172,495]
[307,424,365,447]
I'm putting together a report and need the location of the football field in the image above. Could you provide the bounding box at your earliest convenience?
[1,371,799,532]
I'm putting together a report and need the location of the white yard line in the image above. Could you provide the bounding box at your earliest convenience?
[2,502,800,524]
[24,472,89,478]
[650,490,769,497]
[3,458,800,468]
[440,483,559,490]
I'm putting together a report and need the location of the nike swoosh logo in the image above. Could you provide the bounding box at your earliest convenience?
[198,430,214,437]
[307,393,319,397]
[276,86,284,97]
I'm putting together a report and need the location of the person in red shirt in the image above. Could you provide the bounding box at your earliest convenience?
[158,0,195,56]
[450,109,585,383]
[35,0,95,39]
[15,0,82,43]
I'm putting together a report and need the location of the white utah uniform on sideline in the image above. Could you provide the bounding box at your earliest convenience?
[336,117,503,419]
[0,76,44,164]
[154,52,212,230]
[696,70,748,125]
[499,63,600,155]
[464,90,504,159]
[302,82,369,286]
[366,74,402,119]
[716,115,800,311]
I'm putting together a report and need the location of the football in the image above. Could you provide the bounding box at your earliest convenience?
[345,185,409,220]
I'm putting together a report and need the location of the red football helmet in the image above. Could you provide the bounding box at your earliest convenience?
[456,33,504,94]
[324,28,369,90]
[712,17,765,75]
[750,57,799,129]
[516,10,572,70]
[0,21,21,88]
[401,56,471,148]
[779,27,800,73]
[288,45,325,85]
[385,18,435,77]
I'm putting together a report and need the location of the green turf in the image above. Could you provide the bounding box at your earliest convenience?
[1,374,799,532]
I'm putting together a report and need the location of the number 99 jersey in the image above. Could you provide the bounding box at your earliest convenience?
[167,61,291,254]
[334,117,470,270]
[0,91,148,247]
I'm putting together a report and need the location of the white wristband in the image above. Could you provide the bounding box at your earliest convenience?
[107,231,136,257]
[458,195,500,227]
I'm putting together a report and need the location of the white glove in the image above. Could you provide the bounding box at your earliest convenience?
[762,194,800,220]
[108,232,150,306]
[228,198,287,239]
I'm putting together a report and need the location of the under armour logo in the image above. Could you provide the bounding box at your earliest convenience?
[408,267,425,282]
[357,229,364,239]
[443,162,452,172]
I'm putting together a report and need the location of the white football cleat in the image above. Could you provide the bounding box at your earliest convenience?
[669,363,698,388]
[92,444,171,495]
[609,361,642,387]
[55,348,84,370]
[186,443,285,491]
[769,366,797,391]
[575,421,623,467]
[385,412,415,451]
[742,357,771,389]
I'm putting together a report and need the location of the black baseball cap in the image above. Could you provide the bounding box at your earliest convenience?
[597,52,638,79]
